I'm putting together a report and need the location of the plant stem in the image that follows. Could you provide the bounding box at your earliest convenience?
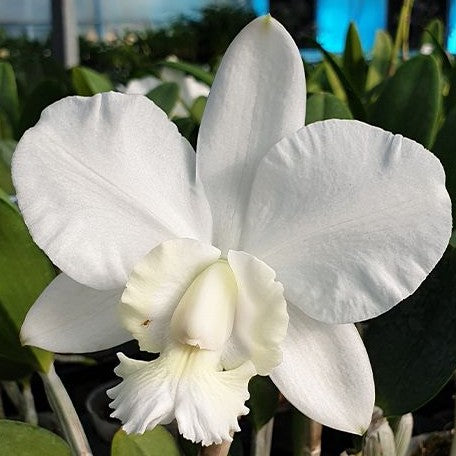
[21,379,38,425]
[251,418,274,456]
[39,363,92,456]
[389,0,415,74]
[199,441,232,456]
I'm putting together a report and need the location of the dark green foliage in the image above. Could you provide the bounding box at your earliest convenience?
[365,247,456,416]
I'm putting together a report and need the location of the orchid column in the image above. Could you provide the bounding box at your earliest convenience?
[14,15,451,446]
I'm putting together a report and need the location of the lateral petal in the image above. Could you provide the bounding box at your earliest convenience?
[13,92,212,290]
[223,250,288,375]
[241,120,451,323]
[120,238,221,353]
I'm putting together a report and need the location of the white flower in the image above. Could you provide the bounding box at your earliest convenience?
[14,16,451,446]
[119,58,210,117]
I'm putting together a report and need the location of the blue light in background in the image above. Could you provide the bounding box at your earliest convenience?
[251,0,269,16]
[448,0,456,53]
[316,0,387,53]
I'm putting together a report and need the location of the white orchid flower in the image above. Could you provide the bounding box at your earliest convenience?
[14,16,451,446]
[120,75,162,95]
[119,59,210,117]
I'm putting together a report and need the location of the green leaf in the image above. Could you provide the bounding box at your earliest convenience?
[18,80,67,137]
[247,375,279,431]
[445,65,456,113]
[306,62,330,94]
[0,108,14,140]
[0,62,19,128]
[111,427,180,456]
[0,189,55,378]
[324,58,346,102]
[422,28,453,80]
[173,117,198,147]
[146,82,179,116]
[302,37,366,120]
[189,96,207,124]
[306,93,352,124]
[366,30,393,91]
[364,246,456,416]
[71,66,113,96]
[158,60,214,86]
[0,420,70,455]
[343,23,368,95]
[450,231,456,248]
[0,139,16,193]
[432,104,456,226]
[369,55,440,148]
[421,18,444,48]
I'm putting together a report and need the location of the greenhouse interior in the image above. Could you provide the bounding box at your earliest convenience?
[0,1,456,455]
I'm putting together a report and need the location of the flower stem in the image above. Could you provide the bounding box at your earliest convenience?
[199,441,232,456]
[251,418,274,456]
[21,379,38,425]
[39,363,92,456]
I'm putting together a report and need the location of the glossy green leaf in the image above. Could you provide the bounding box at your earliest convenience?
[0,190,55,378]
[146,82,179,116]
[343,23,368,95]
[158,60,214,86]
[306,93,352,124]
[189,96,207,123]
[247,375,279,431]
[111,427,180,456]
[71,66,113,96]
[0,139,16,193]
[18,80,67,137]
[369,55,440,148]
[432,104,456,226]
[364,246,456,416]
[0,420,70,455]
[366,30,393,91]
[0,62,19,128]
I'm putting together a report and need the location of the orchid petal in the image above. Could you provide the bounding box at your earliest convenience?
[21,274,129,353]
[13,92,212,290]
[197,16,306,253]
[120,238,221,353]
[241,120,451,323]
[270,304,374,434]
[108,345,255,445]
[223,250,288,375]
